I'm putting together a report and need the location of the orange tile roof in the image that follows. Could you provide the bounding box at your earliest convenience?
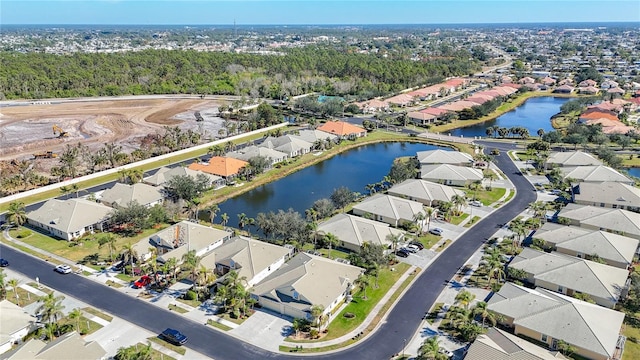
[579,110,619,122]
[188,156,248,177]
[317,121,366,136]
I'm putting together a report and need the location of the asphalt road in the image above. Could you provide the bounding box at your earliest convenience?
[0,147,536,360]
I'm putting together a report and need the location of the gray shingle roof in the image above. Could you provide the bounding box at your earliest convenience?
[416,149,473,165]
[420,164,483,181]
[557,203,640,238]
[574,181,640,205]
[352,194,425,222]
[27,198,112,234]
[488,283,624,359]
[100,183,163,207]
[143,166,221,186]
[546,151,603,167]
[387,179,465,204]
[317,213,405,248]
[465,328,568,360]
[561,166,633,183]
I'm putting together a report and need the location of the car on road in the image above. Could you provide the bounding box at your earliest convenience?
[0,258,8,267]
[429,228,443,236]
[160,328,188,346]
[395,249,410,258]
[469,200,482,207]
[54,264,72,274]
[409,241,424,250]
[133,275,152,289]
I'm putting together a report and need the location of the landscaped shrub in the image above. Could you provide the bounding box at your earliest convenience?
[343,312,356,319]
[16,229,31,238]
[309,329,319,339]
[184,290,197,301]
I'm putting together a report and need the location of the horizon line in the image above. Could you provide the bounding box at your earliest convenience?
[3,21,640,26]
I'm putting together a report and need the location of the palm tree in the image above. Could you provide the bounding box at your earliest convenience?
[36,293,65,338]
[68,308,83,333]
[181,250,201,283]
[454,289,476,310]
[8,278,20,305]
[417,336,448,360]
[220,213,229,227]
[413,212,426,233]
[354,274,371,300]
[60,185,71,198]
[324,233,340,259]
[6,201,27,227]
[70,183,80,198]
[237,213,247,230]
[425,207,435,231]
[468,180,483,201]
[451,194,467,215]
[165,257,178,283]
[472,301,496,327]
[386,233,401,252]
[0,270,7,300]
[310,304,326,329]
[121,243,137,275]
[483,171,497,190]
[206,204,219,225]
[98,233,118,262]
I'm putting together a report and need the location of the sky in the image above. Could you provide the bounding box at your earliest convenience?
[2,0,639,25]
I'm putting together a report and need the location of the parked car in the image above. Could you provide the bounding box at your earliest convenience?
[469,200,483,207]
[160,328,188,346]
[405,244,420,253]
[429,228,443,236]
[0,258,8,267]
[409,241,424,250]
[133,275,152,289]
[395,249,410,258]
[111,261,124,272]
[439,348,454,358]
[54,264,72,274]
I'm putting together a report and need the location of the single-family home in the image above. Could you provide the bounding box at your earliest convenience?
[188,156,249,180]
[557,203,640,240]
[544,151,603,169]
[144,221,232,264]
[416,149,474,166]
[200,236,293,287]
[352,194,425,228]
[487,283,625,360]
[317,213,405,252]
[408,111,437,126]
[385,93,415,107]
[0,300,37,355]
[533,222,639,269]
[226,145,289,167]
[316,121,367,139]
[578,79,598,88]
[26,199,112,241]
[98,183,163,209]
[578,86,599,95]
[355,99,389,114]
[600,80,620,89]
[252,253,364,322]
[508,248,629,308]
[572,181,640,212]
[143,166,224,188]
[553,85,574,94]
[260,135,313,158]
[0,331,107,360]
[560,166,633,185]
[293,129,338,145]
[420,164,484,187]
[464,327,568,360]
[387,179,465,207]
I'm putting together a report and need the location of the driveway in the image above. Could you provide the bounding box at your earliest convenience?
[229,309,293,352]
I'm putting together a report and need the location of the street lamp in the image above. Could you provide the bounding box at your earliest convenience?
[402,338,406,357]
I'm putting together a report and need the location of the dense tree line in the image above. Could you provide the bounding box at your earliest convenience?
[0,46,479,100]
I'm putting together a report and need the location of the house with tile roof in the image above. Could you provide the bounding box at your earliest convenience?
[317,213,405,252]
[416,149,474,166]
[545,151,603,168]
[560,166,633,185]
[200,236,293,287]
[0,300,37,355]
[143,166,223,188]
[487,283,625,360]
[139,221,232,264]
[533,222,639,269]
[316,121,367,139]
[420,164,484,186]
[188,156,249,179]
[408,111,437,125]
[1,331,107,360]
[98,182,163,209]
[557,203,640,240]
[507,248,629,308]
[27,199,112,241]
[352,194,425,228]
[464,327,568,360]
[572,181,640,211]
[387,179,465,207]
[252,253,364,322]
[260,135,313,157]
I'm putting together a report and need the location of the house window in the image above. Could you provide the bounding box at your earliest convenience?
[541,334,548,342]
[600,203,605,207]
[293,291,299,300]
[576,252,583,258]
[558,286,564,293]
[612,204,617,209]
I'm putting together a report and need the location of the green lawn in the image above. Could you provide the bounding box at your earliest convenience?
[207,319,233,331]
[176,298,201,308]
[5,287,42,307]
[82,307,113,322]
[450,213,469,225]
[316,248,351,260]
[147,337,186,356]
[624,324,640,360]
[464,216,481,228]
[425,302,444,324]
[473,187,507,205]
[127,343,176,360]
[416,233,441,250]
[168,304,189,314]
[288,262,410,342]
[515,152,537,162]
[435,240,452,252]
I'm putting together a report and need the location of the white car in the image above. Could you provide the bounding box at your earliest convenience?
[405,244,420,253]
[54,264,72,274]
[429,228,443,236]
[469,200,482,207]
[439,348,454,358]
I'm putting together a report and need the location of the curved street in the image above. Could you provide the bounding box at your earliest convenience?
[0,144,536,359]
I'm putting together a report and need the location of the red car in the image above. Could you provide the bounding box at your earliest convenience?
[133,275,152,289]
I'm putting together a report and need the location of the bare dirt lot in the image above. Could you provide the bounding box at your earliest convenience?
[0,98,227,161]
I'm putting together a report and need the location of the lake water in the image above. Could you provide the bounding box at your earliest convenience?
[217,142,443,228]
[449,96,570,138]
[626,167,640,178]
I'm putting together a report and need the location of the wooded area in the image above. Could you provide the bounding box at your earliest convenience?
[0,46,479,100]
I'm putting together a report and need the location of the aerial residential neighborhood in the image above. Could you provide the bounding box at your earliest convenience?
[0,2,639,360]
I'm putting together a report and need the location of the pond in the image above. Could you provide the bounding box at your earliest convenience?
[449,96,570,138]
[626,167,640,178]
[217,142,444,228]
